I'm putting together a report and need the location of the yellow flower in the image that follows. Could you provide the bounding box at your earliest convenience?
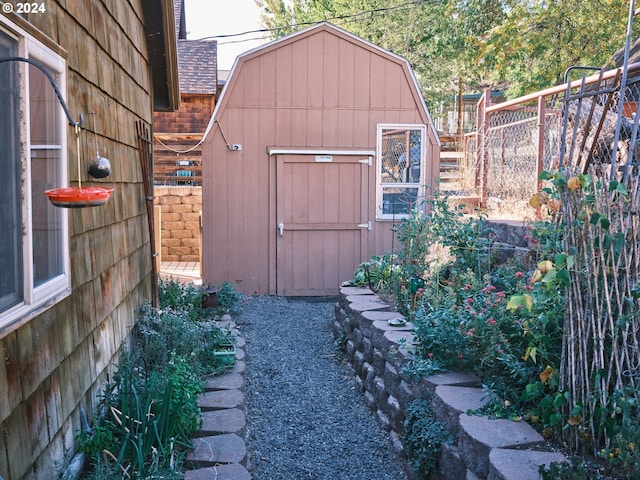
[567,176,581,190]
[538,260,554,274]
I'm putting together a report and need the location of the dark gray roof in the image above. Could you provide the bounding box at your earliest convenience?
[178,40,217,94]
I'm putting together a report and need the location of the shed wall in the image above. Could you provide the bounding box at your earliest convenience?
[202,26,439,295]
[0,3,155,479]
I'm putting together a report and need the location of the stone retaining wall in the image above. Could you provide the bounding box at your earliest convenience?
[155,186,202,262]
[333,286,566,480]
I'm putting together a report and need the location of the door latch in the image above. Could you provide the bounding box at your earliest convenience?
[357,221,371,231]
[278,223,284,236]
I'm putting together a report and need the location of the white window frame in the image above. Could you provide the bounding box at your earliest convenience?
[375,123,427,220]
[0,16,70,333]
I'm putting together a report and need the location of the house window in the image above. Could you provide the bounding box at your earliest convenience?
[0,21,70,330]
[376,124,427,220]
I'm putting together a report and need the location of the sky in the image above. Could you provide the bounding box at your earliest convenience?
[184,0,270,71]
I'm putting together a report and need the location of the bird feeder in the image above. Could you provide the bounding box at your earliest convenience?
[0,56,114,208]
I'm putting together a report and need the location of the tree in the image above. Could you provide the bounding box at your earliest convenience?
[477,0,635,98]
[255,0,637,107]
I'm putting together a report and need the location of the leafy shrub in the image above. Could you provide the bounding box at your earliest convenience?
[158,279,243,319]
[77,280,243,479]
[215,281,244,315]
[403,399,454,479]
[540,456,606,480]
[136,303,232,376]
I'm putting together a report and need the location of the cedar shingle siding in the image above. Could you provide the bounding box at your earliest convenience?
[0,3,176,479]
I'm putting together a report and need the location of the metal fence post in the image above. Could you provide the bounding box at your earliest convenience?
[536,96,546,190]
[476,89,491,207]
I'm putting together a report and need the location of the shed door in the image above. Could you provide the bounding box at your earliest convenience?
[276,154,370,296]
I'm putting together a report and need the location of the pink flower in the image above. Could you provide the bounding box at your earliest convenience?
[515,271,524,278]
[487,317,496,326]
[466,298,474,304]
[458,353,463,360]
[496,291,506,298]
[428,352,433,358]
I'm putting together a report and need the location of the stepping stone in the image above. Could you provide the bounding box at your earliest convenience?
[488,448,567,480]
[198,389,244,410]
[186,433,247,466]
[184,463,251,480]
[197,408,246,436]
[235,347,245,361]
[229,360,246,375]
[458,414,545,478]
[203,373,244,391]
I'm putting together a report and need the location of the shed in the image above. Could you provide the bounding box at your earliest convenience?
[202,22,440,296]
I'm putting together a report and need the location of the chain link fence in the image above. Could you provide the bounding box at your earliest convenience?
[460,67,640,219]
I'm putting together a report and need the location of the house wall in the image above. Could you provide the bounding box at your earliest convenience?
[152,94,214,184]
[202,25,439,295]
[155,94,214,133]
[0,3,156,479]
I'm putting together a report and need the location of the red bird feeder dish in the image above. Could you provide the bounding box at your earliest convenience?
[45,186,114,208]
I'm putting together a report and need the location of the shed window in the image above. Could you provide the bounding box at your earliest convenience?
[376,124,427,220]
[0,21,70,331]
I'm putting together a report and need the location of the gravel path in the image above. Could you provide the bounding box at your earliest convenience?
[238,295,408,480]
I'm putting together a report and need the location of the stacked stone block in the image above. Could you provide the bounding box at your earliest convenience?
[155,186,202,262]
[334,286,567,480]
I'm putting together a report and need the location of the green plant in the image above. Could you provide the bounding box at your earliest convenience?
[158,279,243,319]
[136,302,233,376]
[77,423,116,462]
[351,253,402,291]
[79,352,199,479]
[333,330,347,364]
[403,399,455,480]
[539,456,605,480]
[215,281,243,315]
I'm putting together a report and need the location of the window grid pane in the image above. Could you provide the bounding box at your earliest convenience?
[381,128,422,184]
[0,32,23,312]
[29,63,64,286]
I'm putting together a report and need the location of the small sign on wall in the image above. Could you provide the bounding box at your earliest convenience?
[315,155,333,162]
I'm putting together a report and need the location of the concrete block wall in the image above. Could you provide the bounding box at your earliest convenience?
[155,186,202,262]
[334,286,566,480]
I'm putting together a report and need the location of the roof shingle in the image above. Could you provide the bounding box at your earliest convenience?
[178,40,218,94]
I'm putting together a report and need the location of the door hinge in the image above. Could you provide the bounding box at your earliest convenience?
[357,221,372,231]
[358,157,372,166]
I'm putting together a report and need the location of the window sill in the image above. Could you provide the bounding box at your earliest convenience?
[0,286,72,340]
